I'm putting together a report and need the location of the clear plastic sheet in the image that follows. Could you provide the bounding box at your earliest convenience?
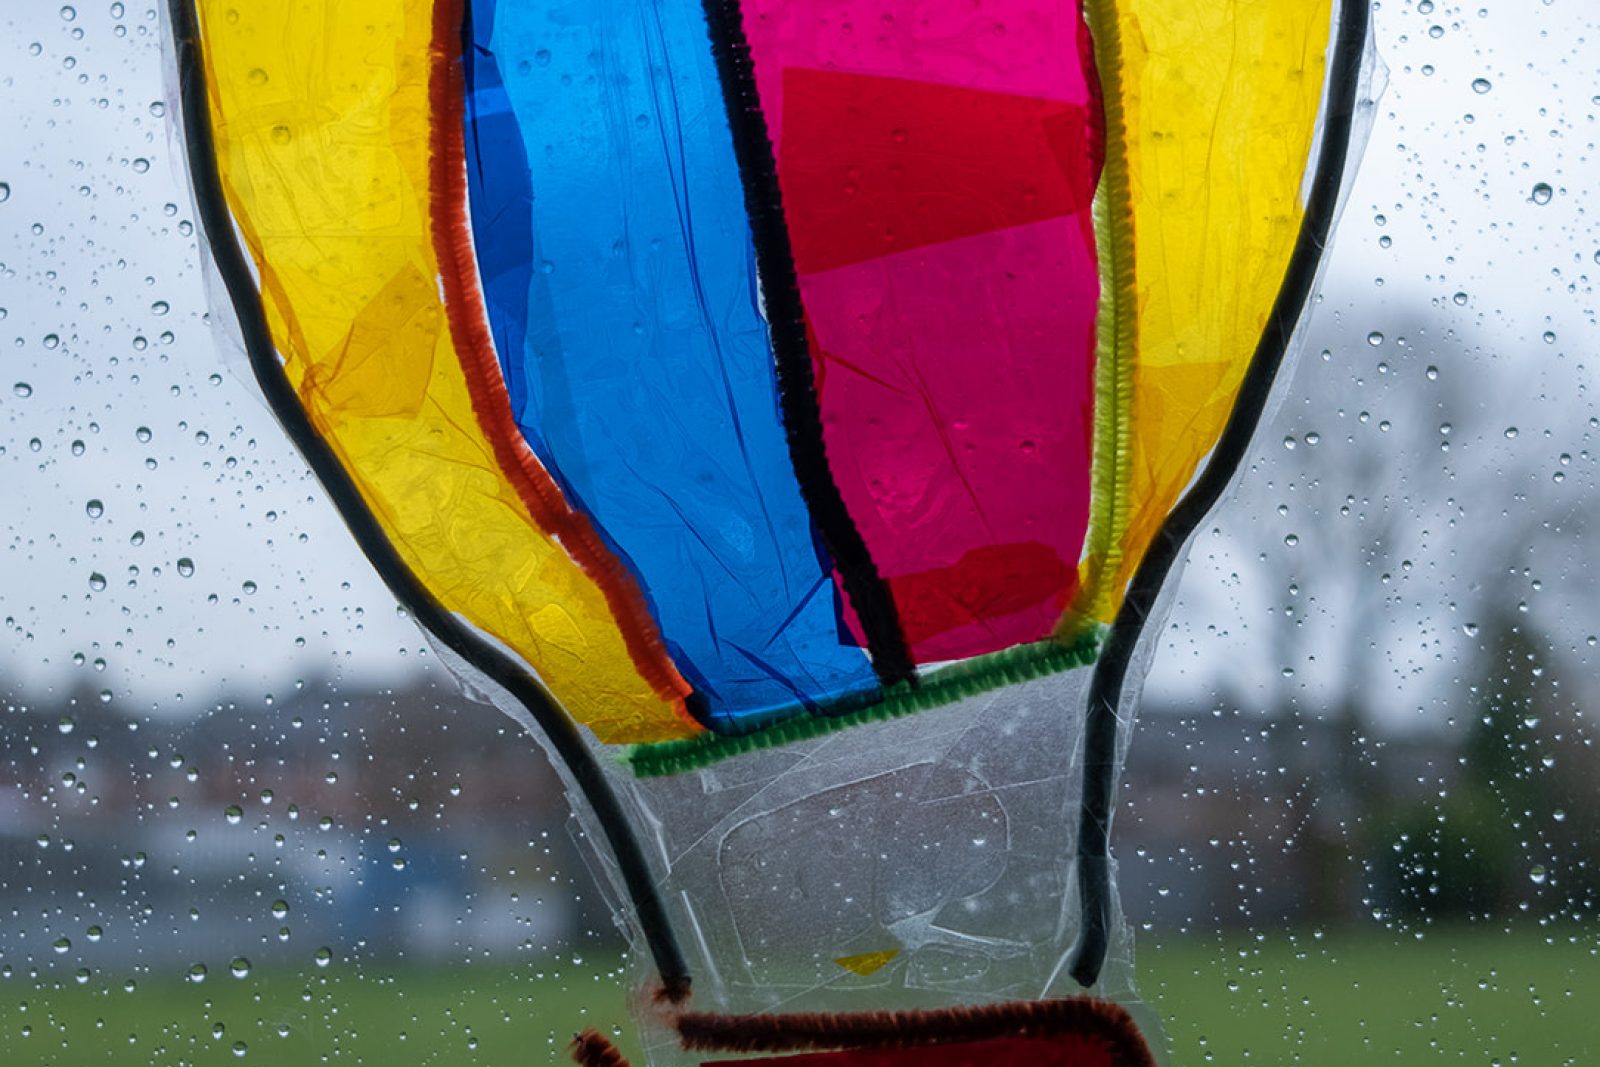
[556,669,1147,1064]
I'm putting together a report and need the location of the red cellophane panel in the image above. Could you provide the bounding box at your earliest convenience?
[745,1,1104,663]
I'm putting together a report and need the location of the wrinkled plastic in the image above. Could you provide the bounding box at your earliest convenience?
[191,0,693,741]
[1072,0,1337,626]
[589,669,1154,1064]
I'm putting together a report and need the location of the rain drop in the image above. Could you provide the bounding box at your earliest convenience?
[1530,183,1553,205]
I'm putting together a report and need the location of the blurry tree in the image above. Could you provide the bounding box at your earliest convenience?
[1180,282,1600,926]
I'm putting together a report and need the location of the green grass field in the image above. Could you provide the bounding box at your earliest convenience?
[2,926,1594,1064]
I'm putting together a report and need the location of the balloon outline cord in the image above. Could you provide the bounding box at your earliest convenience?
[697,0,917,694]
[1067,0,1374,988]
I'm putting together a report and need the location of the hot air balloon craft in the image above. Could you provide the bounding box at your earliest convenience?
[167,0,1372,1061]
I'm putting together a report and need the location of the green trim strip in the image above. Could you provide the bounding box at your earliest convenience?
[1061,0,1138,632]
[624,628,1106,778]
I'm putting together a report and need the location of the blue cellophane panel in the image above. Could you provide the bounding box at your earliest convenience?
[461,0,878,730]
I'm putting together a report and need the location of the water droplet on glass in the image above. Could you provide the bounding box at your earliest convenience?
[135,426,152,443]
[176,557,195,577]
[1471,77,1492,94]
[1529,865,1547,885]
[1366,331,1383,346]
[1530,183,1553,205]
[12,382,32,398]
[187,962,208,983]
[313,947,333,968]
[271,899,289,920]
[229,957,251,978]
[224,804,243,825]
[85,499,103,519]
[88,572,107,592]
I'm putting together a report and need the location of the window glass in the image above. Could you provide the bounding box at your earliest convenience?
[2,2,1594,1064]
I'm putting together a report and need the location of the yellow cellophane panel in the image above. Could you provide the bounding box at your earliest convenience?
[195,0,697,742]
[1071,0,1334,625]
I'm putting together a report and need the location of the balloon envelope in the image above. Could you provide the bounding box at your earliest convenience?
[173,0,1339,772]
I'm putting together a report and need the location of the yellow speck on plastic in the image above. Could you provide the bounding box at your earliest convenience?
[833,949,900,976]
[1069,0,1335,627]
[194,0,696,742]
